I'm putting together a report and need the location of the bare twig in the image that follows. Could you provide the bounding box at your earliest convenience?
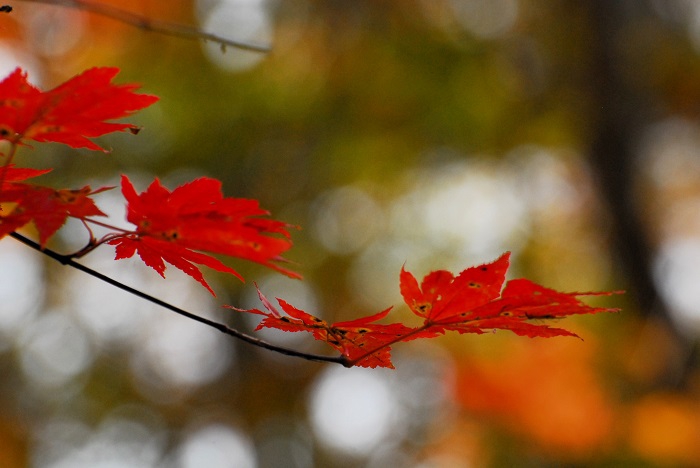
[17,0,271,52]
[9,231,348,366]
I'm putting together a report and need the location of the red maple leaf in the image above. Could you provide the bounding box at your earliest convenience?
[400,252,621,338]
[0,164,53,218]
[234,253,620,368]
[400,253,510,322]
[0,165,52,187]
[0,183,111,246]
[108,175,300,294]
[109,235,242,296]
[228,287,415,368]
[0,67,158,151]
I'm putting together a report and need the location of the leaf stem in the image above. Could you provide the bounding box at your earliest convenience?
[84,218,132,233]
[9,231,348,366]
[17,0,271,52]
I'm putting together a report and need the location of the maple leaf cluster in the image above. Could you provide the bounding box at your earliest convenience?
[0,68,298,295]
[232,253,621,368]
[0,67,622,369]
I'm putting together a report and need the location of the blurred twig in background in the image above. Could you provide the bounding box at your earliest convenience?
[17,0,271,52]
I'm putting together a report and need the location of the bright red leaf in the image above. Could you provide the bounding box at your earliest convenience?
[0,165,52,187]
[228,288,415,368]
[110,235,242,295]
[0,67,158,151]
[400,252,510,321]
[0,183,111,246]
[108,175,300,295]
[400,252,621,338]
[236,253,620,368]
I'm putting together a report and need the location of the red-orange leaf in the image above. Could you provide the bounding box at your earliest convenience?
[110,175,299,293]
[438,279,620,338]
[401,253,621,338]
[0,67,158,151]
[232,254,621,369]
[229,288,415,368]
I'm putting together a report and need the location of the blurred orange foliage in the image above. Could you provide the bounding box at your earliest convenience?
[627,392,700,465]
[453,337,615,458]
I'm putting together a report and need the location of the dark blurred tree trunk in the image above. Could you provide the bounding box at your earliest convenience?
[584,0,696,387]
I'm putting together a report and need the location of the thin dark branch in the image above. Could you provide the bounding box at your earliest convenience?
[9,232,347,366]
[18,0,271,52]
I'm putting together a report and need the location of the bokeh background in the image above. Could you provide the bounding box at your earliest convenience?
[2,0,700,466]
